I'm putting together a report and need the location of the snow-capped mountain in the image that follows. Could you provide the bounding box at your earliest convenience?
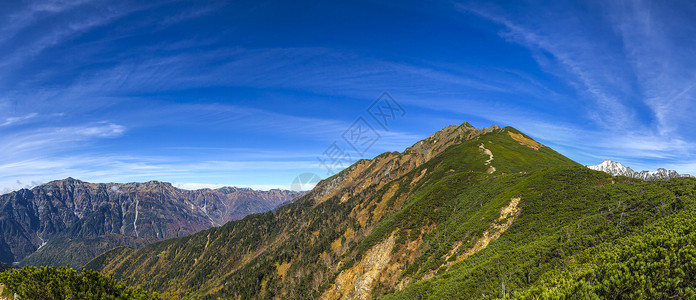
[587,160,693,180]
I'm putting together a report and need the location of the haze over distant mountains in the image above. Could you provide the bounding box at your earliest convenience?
[0,178,304,267]
[587,160,693,181]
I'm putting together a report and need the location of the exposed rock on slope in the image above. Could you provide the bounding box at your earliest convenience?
[587,160,693,180]
[0,179,303,266]
[85,123,578,299]
[312,122,500,206]
[83,124,696,299]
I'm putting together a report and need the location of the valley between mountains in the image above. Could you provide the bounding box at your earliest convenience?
[3,122,696,299]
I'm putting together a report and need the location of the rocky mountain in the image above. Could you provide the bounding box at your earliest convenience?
[85,123,582,298]
[587,159,693,180]
[83,123,696,299]
[0,179,304,267]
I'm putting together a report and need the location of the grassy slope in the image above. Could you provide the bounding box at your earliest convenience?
[80,124,696,299]
[509,177,696,299]
[382,171,696,299]
[345,128,580,293]
[85,126,583,299]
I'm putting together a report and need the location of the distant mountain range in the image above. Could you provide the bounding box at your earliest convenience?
[587,159,693,180]
[0,178,304,267]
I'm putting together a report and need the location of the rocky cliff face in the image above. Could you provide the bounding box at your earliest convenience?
[587,160,693,180]
[311,122,501,206]
[0,179,303,265]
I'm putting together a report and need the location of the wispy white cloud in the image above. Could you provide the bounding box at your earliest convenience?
[599,0,696,136]
[0,1,154,78]
[157,2,224,26]
[0,113,38,127]
[0,122,126,160]
[23,45,549,106]
[451,1,696,174]
[0,0,95,44]
[71,123,125,137]
[457,3,639,130]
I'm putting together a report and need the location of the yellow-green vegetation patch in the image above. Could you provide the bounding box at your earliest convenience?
[508,131,543,150]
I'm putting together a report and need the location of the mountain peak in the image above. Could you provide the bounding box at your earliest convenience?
[84,122,579,299]
[403,122,501,157]
[310,122,562,207]
[587,160,693,180]
[60,177,83,183]
[39,177,86,187]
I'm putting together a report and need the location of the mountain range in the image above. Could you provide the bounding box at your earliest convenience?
[587,159,693,180]
[80,123,696,299]
[3,122,696,299]
[0,179,304,267]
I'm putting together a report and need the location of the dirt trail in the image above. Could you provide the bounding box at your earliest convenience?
[479,144,496,173]
[444,197,521,268]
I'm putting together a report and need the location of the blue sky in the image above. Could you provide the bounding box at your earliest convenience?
[1,0,695,193]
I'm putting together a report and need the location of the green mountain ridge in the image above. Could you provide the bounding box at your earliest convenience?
[382,171,696,299]
[7,122,694,299]
[82,123,583,298]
